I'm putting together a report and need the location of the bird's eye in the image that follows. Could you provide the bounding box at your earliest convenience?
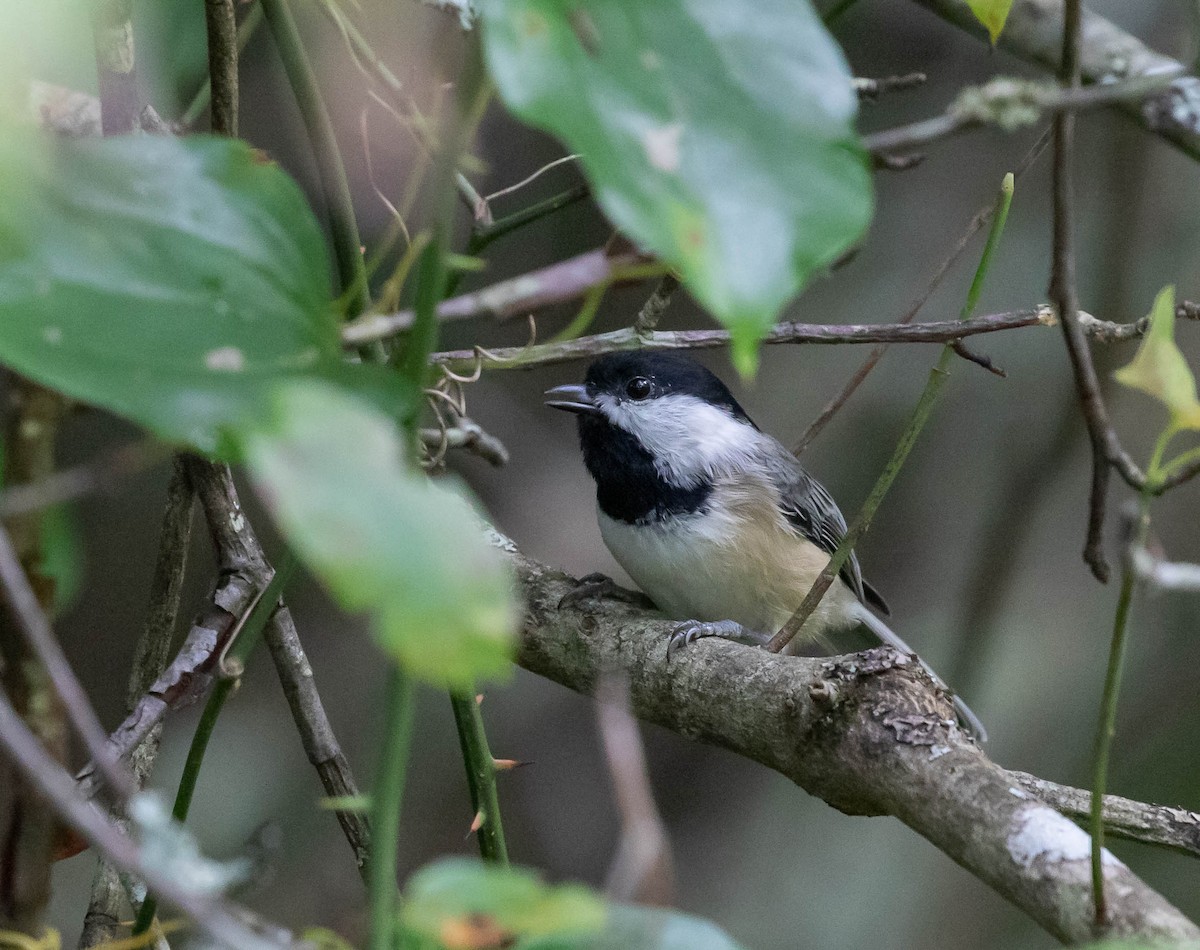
[625,377,652,400]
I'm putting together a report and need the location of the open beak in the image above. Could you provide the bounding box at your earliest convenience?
[544,383,600,415]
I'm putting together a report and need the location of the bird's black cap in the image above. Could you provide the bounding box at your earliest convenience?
[582,352,756,426]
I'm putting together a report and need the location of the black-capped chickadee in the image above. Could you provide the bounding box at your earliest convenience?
[545,351,984,740]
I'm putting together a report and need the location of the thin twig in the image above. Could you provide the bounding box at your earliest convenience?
[343,248,652,346]
[430,308,1078,373]
[596,675,674,906]
[633,274,681,335]
[795,128,1051,454]
[1011,772,1200,859]
[183,4,264,129]
[203,0,238,136]
[854,72,927,101]
[0,524,135,800]
[768,173,1015,655]
[92,0,139,134]
[261,0,371,322]
[186,459,374,877]
[80,460,195,948]
[0,441,169,520]
[0,688,290,950]
[864,71,1183,156]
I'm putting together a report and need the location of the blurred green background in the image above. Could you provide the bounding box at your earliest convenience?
[13,0,1200,946]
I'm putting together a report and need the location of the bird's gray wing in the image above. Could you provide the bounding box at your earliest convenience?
[758,443,890,615]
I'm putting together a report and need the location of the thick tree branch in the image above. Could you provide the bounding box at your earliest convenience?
[910,0,1200,160]
[499,538,1200,944]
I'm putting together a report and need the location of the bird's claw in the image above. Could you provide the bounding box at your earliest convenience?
[666,620,768,663]
[558,572,656,611]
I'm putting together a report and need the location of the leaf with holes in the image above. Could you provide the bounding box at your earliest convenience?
[243,383,517,689]
[0,130,409,456]
[1114,285,1200,432]
[965,0,1015,44]
[481,0,872,375]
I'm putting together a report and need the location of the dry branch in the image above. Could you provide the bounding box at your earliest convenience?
[500,537,1200,944]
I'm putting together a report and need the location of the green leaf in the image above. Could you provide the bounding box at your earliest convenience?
[0,130,409,457]
[243,383,517,689]
[480,0,872,375]
[1114,285,1200,432]
[965,0,1014,44]
[398,858,747,950]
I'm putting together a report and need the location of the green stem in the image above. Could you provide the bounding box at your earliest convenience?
[1089,489,1150,922]
[133,560,293,936]
[182,3,263,129]
[768,173,1015,652]
[368,668,416,950]
[449,693,509,865]
[1155,442,1200,482]
[467,184,591,255]
[260,0,371,321]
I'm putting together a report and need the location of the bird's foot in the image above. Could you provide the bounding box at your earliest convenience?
[557,572,656,611]
[666,620,772,662]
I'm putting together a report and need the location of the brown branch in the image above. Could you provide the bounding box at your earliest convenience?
[864,71,1182,156]
[0,527,135,801]
[80,458,196,947]
[0,684,293,950]
[92,0,139,135]
[185,459,373,877]
[341,248,651,347]
[909,0,1200,160]
[428,306,1180,373]
[1046,0,1130,583]
[503,538,1200,944]
[596,675,674,906]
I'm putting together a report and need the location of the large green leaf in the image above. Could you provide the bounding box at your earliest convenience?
[0,130,406,456]
[398,858,747,950]
[243,383,517,690]
[480,0,872,374]
[1114,285,1200,432]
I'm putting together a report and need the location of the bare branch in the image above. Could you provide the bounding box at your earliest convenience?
[596,675,675,907]
[0,687,293,949]
[186,459,373,876]
[0,523,135,800]
[342,248,651,347]
[80,458,196,948]
[502,537,1200,944]
[1011,772,1200,860]
[865,71,1183,156]
[428,306,1173,373]
[909,0,1200,159]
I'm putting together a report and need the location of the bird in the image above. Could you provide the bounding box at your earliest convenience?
[544,350,984,741]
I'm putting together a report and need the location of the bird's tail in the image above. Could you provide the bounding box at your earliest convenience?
[855,607,987,743]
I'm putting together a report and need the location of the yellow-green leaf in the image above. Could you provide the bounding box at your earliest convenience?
[1114,285,1200,431]
[965,0,1015,44]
